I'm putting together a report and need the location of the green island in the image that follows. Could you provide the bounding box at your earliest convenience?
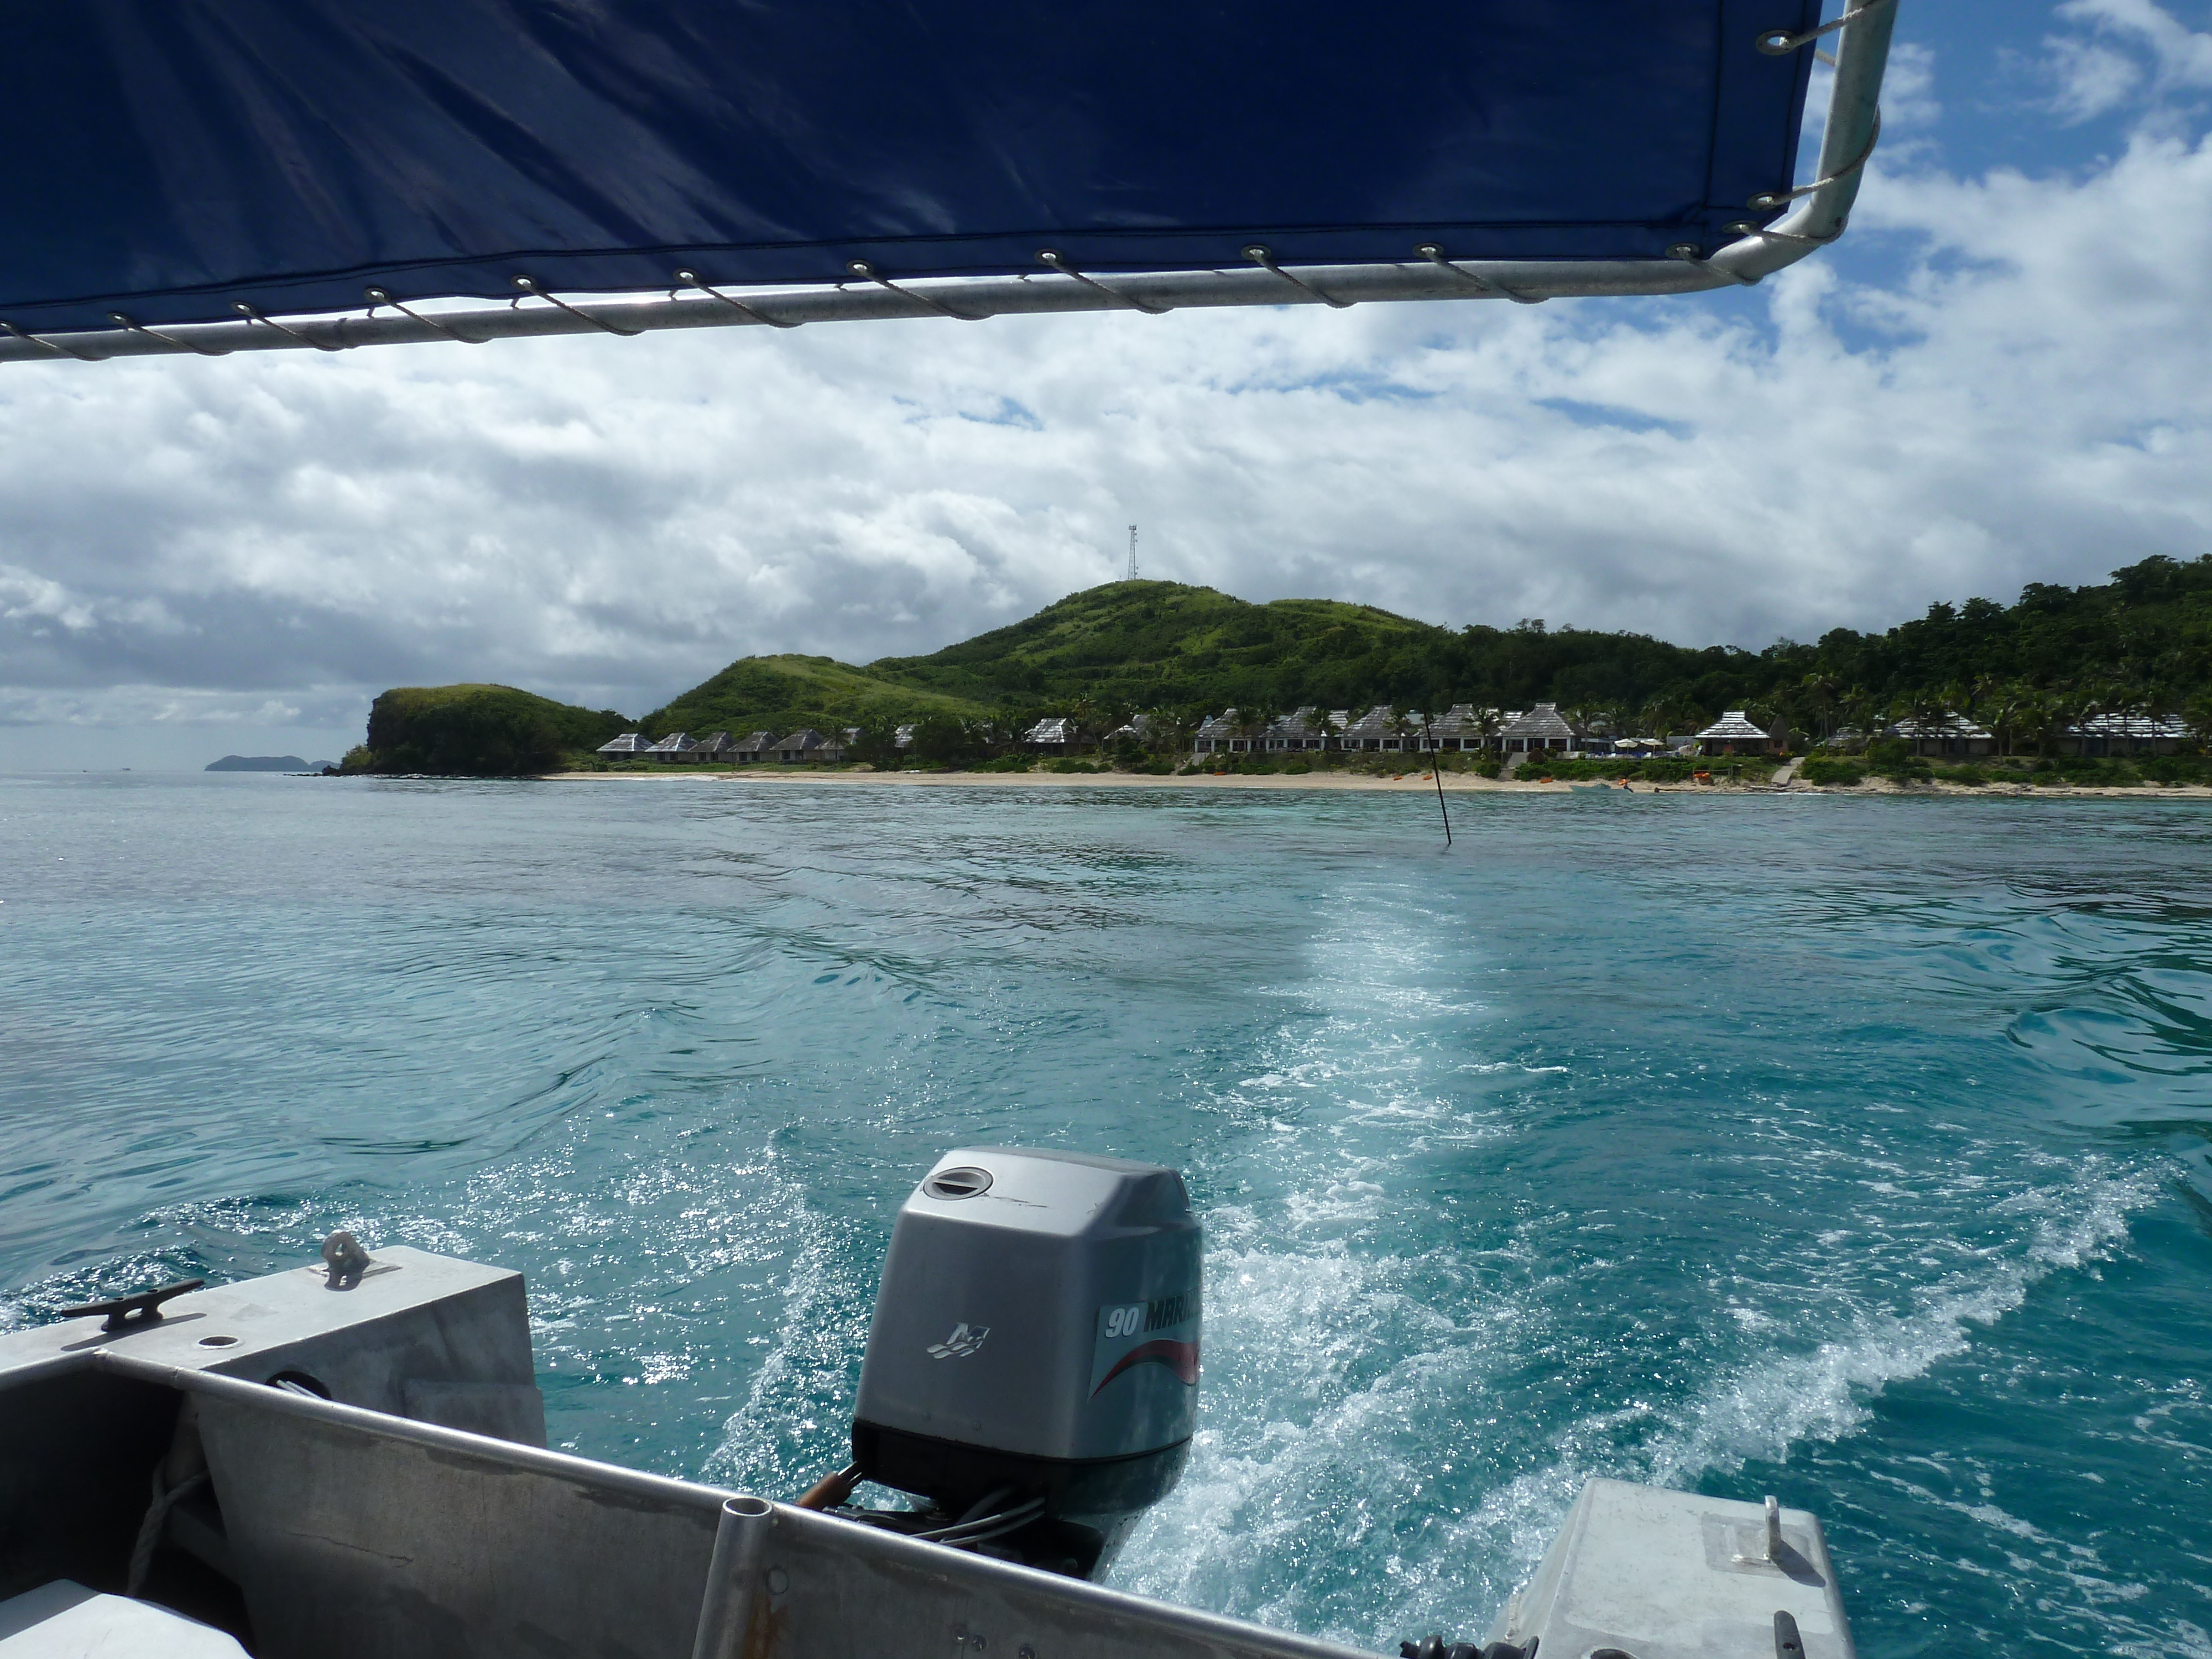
[340,555,2212,784]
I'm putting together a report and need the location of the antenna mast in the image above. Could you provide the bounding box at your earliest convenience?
[1127,524,1138,582]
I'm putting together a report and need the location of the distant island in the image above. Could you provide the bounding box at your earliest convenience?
[206,755,330,773]
[336,558,2212,778]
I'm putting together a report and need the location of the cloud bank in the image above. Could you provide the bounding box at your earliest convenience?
[4,2,2211,765]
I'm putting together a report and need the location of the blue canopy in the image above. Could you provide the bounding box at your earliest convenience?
[2,0,1822,335]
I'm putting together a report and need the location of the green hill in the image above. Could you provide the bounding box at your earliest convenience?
[640,654,985,736]
[863,581,1442,707]
[859,580,1747,720]
[349,684,630,775]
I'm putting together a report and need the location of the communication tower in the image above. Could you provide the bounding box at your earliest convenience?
[1128,524,1138,582]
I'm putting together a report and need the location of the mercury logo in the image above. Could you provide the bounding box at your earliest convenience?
[1100,1293,1193,1338]
[927,1322,989,1359]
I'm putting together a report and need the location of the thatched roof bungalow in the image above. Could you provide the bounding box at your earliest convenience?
[1500,703,1575,754]
[1025,716,1076,752]
[773,728,845,763]
[1193,710,1255,755]
[1263,707,1333,752]
[1695,711,1787,757]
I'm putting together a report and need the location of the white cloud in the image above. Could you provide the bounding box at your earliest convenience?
[4,4,2212,765]
[2057,0,2212,91]
[2044,37,2145,121]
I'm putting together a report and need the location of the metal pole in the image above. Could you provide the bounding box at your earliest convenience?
[693,1496,775,1659]
[1422,717,1451,846]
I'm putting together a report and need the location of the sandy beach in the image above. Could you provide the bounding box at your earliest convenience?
[540,767,2212,799]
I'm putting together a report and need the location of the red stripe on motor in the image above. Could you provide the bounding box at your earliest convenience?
[1092,1338,1201,1394]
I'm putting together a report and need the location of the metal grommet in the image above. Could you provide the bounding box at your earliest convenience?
[511,275,644,337]
[675,269,803,328]
[846,260,987,321]
[233,301,348,352]
[366,287,487,345]
[1036,249,1169,314]
[1414,244,1546,305]
[1243,246,1354,309]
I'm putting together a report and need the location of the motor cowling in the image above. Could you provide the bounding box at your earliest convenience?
[851,1148,1201,1577]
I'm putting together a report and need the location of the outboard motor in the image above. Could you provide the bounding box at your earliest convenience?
[839,1148,1201,1579]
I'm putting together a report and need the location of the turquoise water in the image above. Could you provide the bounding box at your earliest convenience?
[3,774,2209,1657]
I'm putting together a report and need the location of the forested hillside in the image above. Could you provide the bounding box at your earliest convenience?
[360,556,2212,771]
[347,684,629,774]
[850,557,2212,742]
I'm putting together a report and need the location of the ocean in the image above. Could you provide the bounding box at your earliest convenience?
[2,772,2208,1657]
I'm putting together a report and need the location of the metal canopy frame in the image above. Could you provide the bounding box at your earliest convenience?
[0,2,1895,368]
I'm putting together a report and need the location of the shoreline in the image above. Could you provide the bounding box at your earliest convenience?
[536,768,2212,800]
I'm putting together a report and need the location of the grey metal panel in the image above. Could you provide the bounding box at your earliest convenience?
[0,1579,247,1656]
[0,1249,546,1448]
[1488,1480,1856,1659]
[695,1498,1374,1659]
[169,1368,728,1659]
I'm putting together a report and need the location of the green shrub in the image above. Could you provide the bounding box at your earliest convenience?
[1862,738,1933,782]
[2042,757,2142,787]
[1045,758,1102,774]
[1800,757,1865,786]
[2140,755,2210,785]
[1939,765,1989,787]
[910,713,984,768]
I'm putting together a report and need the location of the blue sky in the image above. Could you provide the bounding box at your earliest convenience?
[4,0,2211,768]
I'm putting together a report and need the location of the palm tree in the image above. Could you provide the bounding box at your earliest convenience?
[1799,672,1841,742]
[2045,686,2093,761]
[1241,698,1281,760]
[1984,681,2030,758]
[1386,703,1417,762]
[2183,692,2212,756]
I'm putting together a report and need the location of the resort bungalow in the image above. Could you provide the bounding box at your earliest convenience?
[690,732,731,763]
[1423,704,1502,752]
[729,731,778,764]
[2066,713,2189,756]
[769,729,846,763]
[1024,716,1077,754]
[1193,710,1255,755]
[1883,713,1992,758]
[597,732,653,759]
[1263,708,1334,752]
[1105,713,1154,748]
[894,724,916,753]
[1500,703,1575,755]
[1342,706,1422,753]
[644,731,698,762]
[1694,711,1787,757]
